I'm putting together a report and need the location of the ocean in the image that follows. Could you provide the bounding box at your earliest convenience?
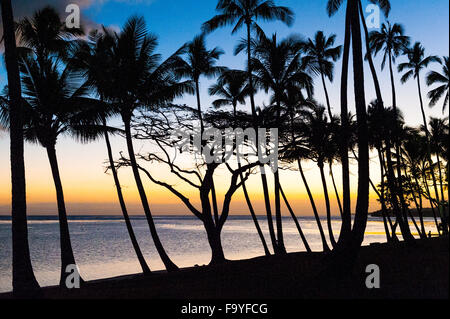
[0,215,438,292]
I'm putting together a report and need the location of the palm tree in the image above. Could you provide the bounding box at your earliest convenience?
[203,0,294,254]
[369,22,410,110]
[302,31,342,119]
[202,0,294,120]
[327,0,371,250]
[209,69,249,117]
[279,90,330,252]
[398,43,440,133]
[4,52,109,286]
[176,34,225,133]
[70,29,151,275]
[427,56,449,113]
[299,103,338,247]
[398,42,443,230]
[15,6,83,67]
[250,32,314,252]
[104,16,194,271]
[0,0,40,296]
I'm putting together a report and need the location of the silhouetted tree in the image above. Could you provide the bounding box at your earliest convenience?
[103,16,195,271]
[427,56,449,113]
[0,0,40,296]
[70,28,151,275]
[302,31,342,119]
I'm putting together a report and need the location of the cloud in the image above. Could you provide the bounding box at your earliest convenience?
[3,1,156,39]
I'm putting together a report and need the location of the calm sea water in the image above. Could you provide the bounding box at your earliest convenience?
[0,215,437,292]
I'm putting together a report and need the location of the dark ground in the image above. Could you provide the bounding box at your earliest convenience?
[0,236,448,299]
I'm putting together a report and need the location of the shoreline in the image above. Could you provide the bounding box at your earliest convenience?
[1,236,447,299]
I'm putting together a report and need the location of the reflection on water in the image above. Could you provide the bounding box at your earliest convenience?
[0,215,437,292]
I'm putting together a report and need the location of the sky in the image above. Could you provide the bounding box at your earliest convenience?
[0,0,448,216]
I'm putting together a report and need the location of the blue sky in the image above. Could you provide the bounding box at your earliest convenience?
[0,0,448,215]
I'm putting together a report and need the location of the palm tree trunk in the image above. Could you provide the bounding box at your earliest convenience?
[319,161,336,248]
[195,79,204,134]
[369,178,392,242]
[321,71,333,119]
[337,2,352,246]
[123,116,178,271]
[297,159,330,251]
[412,174,427,236]
[377,150,397,241]
[200,170,226,264]
[234,99,270,256]
[422,171,441,233]
[211,179,220,226]
[279,185,311,252]
[238,164,271,256]
[329,162,343,216]
[46,145,83,286]
[388,52,397,109]
[273,99,286,254]
[103,120,151,275]
[1,0,40,296]
[349,0,370,250]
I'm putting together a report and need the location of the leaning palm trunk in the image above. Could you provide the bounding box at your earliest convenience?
[46,145,83,286]
[320,70,333,120]
[233,102,270,256]
[411,174,427,236]
[378,150,399,241]
[422,171,441,233]
[103,120,151,274]
[238,164,271,256]
[279,185,311,252]
[123,116,178,271]
[318,161,336,248]
[369,178,392,242]
[1,0,40,295]
[329,162,343,216]
[298,159,330,251]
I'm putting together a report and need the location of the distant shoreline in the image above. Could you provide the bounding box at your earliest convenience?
[369,208,448,218]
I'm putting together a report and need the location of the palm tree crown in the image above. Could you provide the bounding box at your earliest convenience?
[302,31,342,82]
[250,33,312,110]
[369,21,410,70]
[16,6,83,62]
[426,56,449,112]
[398,42,440,84]
[209,69,250,113]
[202,0,294,35]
